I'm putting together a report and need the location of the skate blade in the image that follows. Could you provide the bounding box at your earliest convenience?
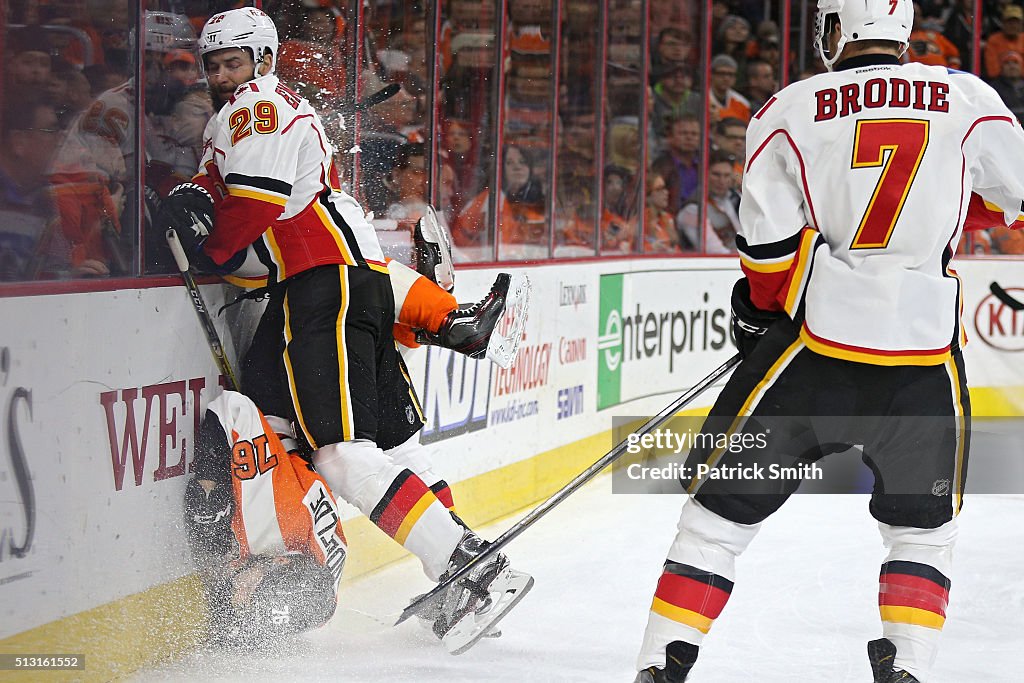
[416,615,500,639]
[442,569,534,655]
[485,273,531,369]
[419,205,455,292]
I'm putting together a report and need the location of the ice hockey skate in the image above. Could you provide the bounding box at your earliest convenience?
[634,641,698,683]
[413,205,455,293]
[429,531,534,655]
[868,638,921,683]
[410,590,501,640]
[417,271,530,370]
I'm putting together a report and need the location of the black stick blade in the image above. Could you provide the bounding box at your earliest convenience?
[991,282,1024,311]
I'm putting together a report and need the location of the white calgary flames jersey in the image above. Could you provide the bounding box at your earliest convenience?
[740,57,1024,365]
[206,391,347,588]
[197,74,386,283]
[52,80,135,184]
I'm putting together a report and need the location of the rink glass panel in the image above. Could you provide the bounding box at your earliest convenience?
[492,0,555,262]
[0,0,140,282]
[0,1,1012,292]
[551,0,602,258]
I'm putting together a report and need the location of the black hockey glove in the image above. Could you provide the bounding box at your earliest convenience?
[184,476,233,554]
[156,182,219,271]
[730,278,785,359]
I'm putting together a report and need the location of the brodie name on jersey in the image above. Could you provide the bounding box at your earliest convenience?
[814,77,950,121]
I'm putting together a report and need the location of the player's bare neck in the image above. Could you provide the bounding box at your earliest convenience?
[838,42,901,63]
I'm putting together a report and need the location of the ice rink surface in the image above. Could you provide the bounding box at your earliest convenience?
[136,477,1024,682]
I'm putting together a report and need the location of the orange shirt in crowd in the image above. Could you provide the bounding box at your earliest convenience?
[644,207,680,253]
[908,29,961,68]
[991,225,1024,254]
[453,189,546,247]
[984,31,1024,78]
[710,90,751,124]
[277,40,346,99]
[601,208,635,253]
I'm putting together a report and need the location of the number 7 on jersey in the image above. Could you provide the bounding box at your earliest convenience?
[849,118,929,249]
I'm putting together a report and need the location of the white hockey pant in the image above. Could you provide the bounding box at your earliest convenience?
[312,436,463,581]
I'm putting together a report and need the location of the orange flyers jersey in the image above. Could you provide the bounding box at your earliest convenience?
[196,73,386,283]
[739,59,1024,366]
[207,391,348,588]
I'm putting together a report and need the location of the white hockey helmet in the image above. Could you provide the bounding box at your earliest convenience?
[198,7,279,73]
[814,0,913,71]
[145,11,197,54]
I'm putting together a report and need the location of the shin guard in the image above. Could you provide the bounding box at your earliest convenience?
[877,519,957,682]
[637,498,761,672]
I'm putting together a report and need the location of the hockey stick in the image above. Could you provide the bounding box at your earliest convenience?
[166,229,239,391]
[345,83,401,114]
[395,353,742,625]
[990,281,1024,311]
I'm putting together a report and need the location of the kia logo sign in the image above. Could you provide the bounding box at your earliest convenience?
[974,286,1024,352]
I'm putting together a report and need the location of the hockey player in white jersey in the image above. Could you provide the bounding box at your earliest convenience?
[636,1,1024,681]
[157,7,532,655]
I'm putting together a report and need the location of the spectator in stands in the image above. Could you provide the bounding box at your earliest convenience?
[709,0,731,42]
[439,118,484,221]
[714,15,752,89]
[507,9,551,59]
[164,49,201,87]
[651,62,702,137]
[990,50,1024,120]
[397,16,430,86]
[712,117,748,188]
[439,0,497,74]
[757,33,783,74]
[644,173,681,253]
[708,54,752,124]
[49,60,93,127]
[744,58,777,115]
[4,26,53,92]
[677,150,742,254]
[607,116,642,173]
[453,142,544,247]
[908,3,962,67]
[276,5,346,105]
[100,1,133,70]
[650,114,702,216]
[505,51,554,141]
[750,19,781,56]
[649,0,698,36]
[440,30,496,154]
[944,0,977,73]
[41,0,105,68]
[359,70,421,214]
[601,164,636,253]
[385,138,430,222]
[554,164,597,251]
[985,4,1024,79]
[0,97,66,280]
[991,224,1024,253]
[652,27,697,78]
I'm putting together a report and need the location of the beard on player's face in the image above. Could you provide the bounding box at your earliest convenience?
[204,47,258,108]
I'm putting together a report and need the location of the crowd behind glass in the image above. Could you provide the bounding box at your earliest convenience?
[0,0,1019,284]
